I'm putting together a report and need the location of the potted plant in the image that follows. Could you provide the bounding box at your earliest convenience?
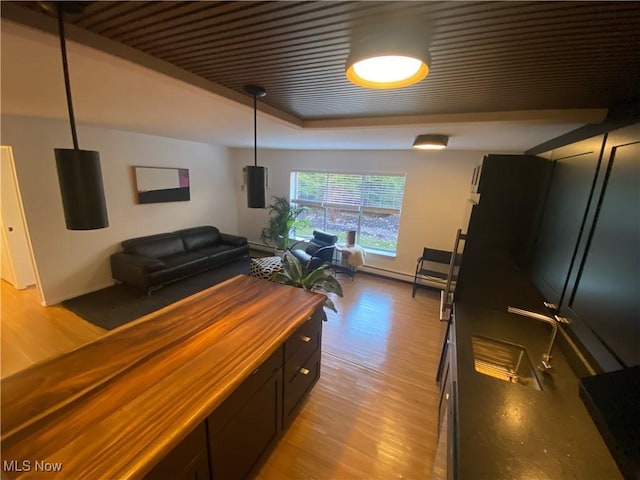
[271,253,344,313]
[260,196,306,255]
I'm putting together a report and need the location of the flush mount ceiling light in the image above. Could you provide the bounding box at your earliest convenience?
[412,134,449,150]
[345,25,430,89]
[244,85,267,209]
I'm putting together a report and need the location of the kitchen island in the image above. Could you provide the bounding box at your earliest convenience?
[0,274,325,479]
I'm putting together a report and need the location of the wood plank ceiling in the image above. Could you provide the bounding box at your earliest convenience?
[10,1,640,121]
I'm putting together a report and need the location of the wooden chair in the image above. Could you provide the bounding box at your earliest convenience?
[412,247,460,297]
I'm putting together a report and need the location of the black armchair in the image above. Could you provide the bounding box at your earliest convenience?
[289,230,338,270]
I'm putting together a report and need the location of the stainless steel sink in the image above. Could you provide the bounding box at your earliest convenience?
[471,335,542,390]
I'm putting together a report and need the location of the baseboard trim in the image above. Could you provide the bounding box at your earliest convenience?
[44,280,117,306]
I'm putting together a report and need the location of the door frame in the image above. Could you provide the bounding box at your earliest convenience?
[1,145,43,302]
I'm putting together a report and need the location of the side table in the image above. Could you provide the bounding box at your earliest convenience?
[334,244,366,280]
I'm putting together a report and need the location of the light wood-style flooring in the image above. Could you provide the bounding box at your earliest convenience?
[0,280,106,378]
[1,274,447,479]
[257,274,447,479]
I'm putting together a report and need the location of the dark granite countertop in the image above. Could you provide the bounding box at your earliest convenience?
[453,302,622,479]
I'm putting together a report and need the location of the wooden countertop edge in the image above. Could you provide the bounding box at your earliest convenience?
[1,276,326,479]
[1,275,248,440]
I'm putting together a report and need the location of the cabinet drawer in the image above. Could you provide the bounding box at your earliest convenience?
[284,328,320,383]
[208,345,283,430]
[285,310,322,361]
[284,348,321,427]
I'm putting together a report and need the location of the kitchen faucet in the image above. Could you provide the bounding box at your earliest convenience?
[507,306,570,372]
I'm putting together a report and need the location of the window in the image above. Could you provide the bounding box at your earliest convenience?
[290,171,406,254]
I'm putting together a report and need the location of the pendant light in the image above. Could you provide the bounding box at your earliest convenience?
[244,85,267,209]
[52,3,108,230]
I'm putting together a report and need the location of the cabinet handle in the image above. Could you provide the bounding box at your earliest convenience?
[299,367,310,375]
[445,393,449,401]
[300,335,311,343]
[251,368,259,376]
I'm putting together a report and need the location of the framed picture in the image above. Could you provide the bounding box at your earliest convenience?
[133,166,190,204]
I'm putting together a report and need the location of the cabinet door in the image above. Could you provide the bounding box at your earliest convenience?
[457,154,551,310]
[207,348,283,480]
[209,366,283,480]
[568,130,640,369]
[145,422,210,480]
[531,135,605,306]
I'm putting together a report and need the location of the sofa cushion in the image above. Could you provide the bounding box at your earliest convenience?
[146,252,209,285]
[197,244,249,267]
[122,233,185,258]
[176,226,221,251]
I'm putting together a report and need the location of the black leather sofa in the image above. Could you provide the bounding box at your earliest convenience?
[110,226,249,292]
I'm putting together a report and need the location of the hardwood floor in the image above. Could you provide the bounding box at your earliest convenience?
[257,273,448,479]
[0,280,105,378]
[0,273,447,479]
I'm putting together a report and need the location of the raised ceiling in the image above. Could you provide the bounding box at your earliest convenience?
[2,1,639,151]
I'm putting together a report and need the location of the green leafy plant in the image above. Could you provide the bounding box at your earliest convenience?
[260,196,306,251]
[271,253,344,313]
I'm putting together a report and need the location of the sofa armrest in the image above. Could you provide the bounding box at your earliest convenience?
[110,253,165,291]
[219,232,248,247]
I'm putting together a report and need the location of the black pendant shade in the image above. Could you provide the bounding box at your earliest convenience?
[55,149,109,230]
[245,166,267,209]
[53,2,109,230]
[245,85,267,209]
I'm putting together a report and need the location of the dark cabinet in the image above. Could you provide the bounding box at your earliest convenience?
[456,154,552,311]
[434,315,457,480]
[145,307,324,480]
[531,124,640,372]
[530,135,606,306]
[283,309,323,428]
[565,126,640,370]
[145,422,210,480]
[208,347,283,480]
[207,308,324,480]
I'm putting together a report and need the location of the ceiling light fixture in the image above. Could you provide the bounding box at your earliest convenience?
[345,27,430,89]
[412,134,449,150]
[50,2,108,230]
[244,85,267,209]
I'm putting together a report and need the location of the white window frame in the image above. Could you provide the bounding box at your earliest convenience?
[290,170,406,255]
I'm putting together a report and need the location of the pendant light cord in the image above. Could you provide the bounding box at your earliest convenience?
[57,5,79,150]
[253,93,258,167]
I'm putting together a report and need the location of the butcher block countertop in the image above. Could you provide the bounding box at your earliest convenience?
[0,275,325,479]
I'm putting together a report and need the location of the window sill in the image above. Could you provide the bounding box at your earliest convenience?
[362,248,396,258]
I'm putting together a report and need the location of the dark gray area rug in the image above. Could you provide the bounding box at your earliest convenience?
[62,258,250,330]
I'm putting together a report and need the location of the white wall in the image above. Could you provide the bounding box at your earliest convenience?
[231,148,482,280]
[1,115,237,304]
